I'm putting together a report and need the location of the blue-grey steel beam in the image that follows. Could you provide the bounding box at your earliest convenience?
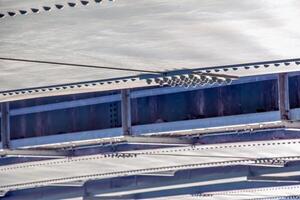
[7,109,299,149]
[121,89,132,136]
[10,94,121,116]
[1,102,10,149]
[0,72,299,117]
[278,73,290,120]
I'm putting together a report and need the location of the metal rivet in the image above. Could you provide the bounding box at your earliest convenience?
[31,8,39,13]
[0,13,5,18]
[81,0,89,5]
[7,12,16,16]
[95,0,102,3]
[284,62,290,66]
[68,2,76,7]
[19,10,27,15]
[55,4,64,9]
[43,6,51,11]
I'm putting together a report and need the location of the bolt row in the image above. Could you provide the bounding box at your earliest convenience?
[254,158,286,165]
[146,74,233,88]
[104,153,137,158]
[0,0,114,19]
[1,77,136,97]
[204,61,300,73]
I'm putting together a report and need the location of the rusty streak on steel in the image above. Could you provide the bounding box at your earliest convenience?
[1,102,10,149]
[278,73,290,120]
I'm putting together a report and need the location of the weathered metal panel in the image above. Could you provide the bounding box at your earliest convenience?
[290,75,300,109]
[4,77,300,140]
[10,102,121,140]
[131,80,278,125]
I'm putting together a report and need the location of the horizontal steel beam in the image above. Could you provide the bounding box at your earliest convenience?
[7,128,123,149]
[0,72,299,117]
[0,149,69,158]
[133,111,281,135]
[124,136,193,145]
[0,59,299,103]
[3,108,299,149]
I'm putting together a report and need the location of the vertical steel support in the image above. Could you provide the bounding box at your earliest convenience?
[121,89,132,135]
[1,102,11,149]
[278,73,290,120]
